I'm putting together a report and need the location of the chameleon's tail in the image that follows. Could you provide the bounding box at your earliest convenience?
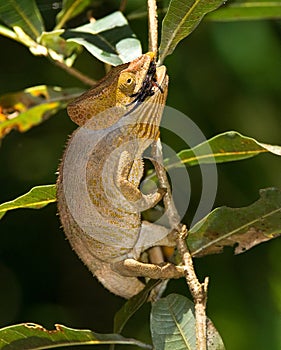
[57,180,145,299]
[60,213,145,298]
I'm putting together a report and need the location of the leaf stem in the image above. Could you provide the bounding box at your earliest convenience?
[0,25,19,42]
[147,0,158,53]
[151,140,181,228]
[55,3,75,30]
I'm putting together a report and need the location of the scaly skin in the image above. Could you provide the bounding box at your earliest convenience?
[57,53,182,298]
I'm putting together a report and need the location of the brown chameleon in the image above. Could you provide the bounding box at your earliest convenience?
[57,53,184,299]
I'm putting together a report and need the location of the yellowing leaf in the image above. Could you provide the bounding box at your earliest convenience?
[0,85,84,138]
[0,102,59,137]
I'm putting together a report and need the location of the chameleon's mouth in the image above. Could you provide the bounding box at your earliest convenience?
[126,61,167,113]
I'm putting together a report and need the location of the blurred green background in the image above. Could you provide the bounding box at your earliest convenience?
[0,1,281,349]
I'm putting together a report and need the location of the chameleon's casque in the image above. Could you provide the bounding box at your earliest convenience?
[57,53,180,298]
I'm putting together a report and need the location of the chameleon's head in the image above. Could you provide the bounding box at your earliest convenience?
[67,52,167,127]
[116,52,166,106]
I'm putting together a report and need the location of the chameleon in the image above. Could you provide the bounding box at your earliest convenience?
[57,52,184,299]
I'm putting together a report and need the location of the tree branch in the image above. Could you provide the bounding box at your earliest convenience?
[147,2,208,347]
[177,226,209,350]
[147,0,158,53]
[151,139,209,350]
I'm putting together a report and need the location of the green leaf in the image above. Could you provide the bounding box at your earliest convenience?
[168,131,281,168]
[146,131,281,184]
[188,188,281,257]
[151,294,196,350]
[158,0,226,64]
[207,2,281,22]
[0,0,44,40]
[38,30,81,66]
[62,11,142,66]
[56,0,93,30]
[0,185,56,220]
[114,280,161,334]
[151,294,225,350]
[0,323,152,349]
[0,85,84,138]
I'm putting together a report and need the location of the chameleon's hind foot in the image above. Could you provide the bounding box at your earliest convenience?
[112,258,184,279]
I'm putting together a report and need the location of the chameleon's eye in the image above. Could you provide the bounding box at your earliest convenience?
[118,72,136,95]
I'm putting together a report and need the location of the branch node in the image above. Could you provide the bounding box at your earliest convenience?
[179,224,188,239]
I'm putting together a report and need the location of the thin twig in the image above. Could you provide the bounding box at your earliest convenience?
[151,140,180,229]
[147,0,158,53]
[119,0,128,12]
[177,226,209,350]
[49,57,96,86]
[147,1,208,347]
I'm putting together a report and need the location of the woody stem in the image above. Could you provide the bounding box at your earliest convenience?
[147,0,158,53]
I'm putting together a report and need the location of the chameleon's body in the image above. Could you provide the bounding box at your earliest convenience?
[57,53,182,299]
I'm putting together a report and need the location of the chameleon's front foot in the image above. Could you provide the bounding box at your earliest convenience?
[112,258,185,279]
[120,179,167,211]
